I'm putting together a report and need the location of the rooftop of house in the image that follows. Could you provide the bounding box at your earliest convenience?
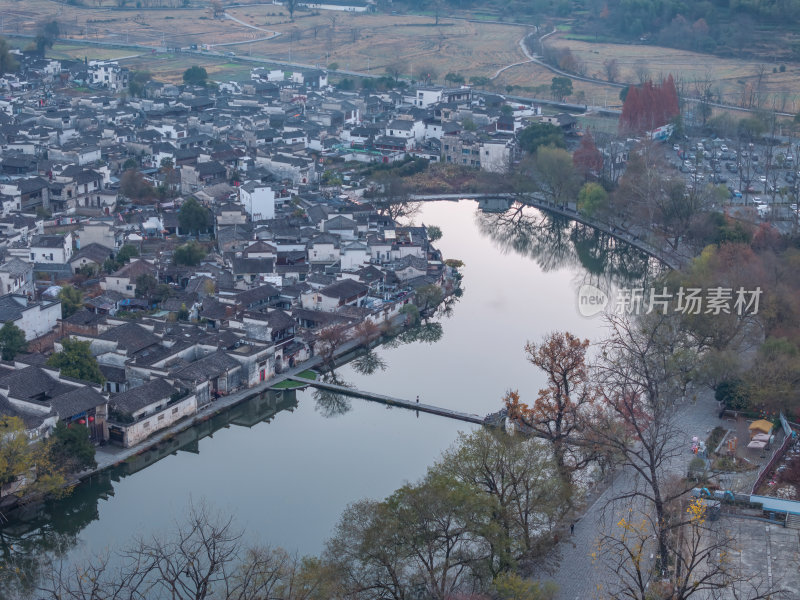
[98,322,160,355]
[31,234,68,248]
[110,377,177,415]
[319,278,369,299]
[69,242,113,265]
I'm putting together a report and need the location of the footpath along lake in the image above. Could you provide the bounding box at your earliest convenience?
[0,200,660,588]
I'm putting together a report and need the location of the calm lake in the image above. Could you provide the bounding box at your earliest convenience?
[0,200,659,589]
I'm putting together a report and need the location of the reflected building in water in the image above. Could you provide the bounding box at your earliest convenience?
[0,390,298,596]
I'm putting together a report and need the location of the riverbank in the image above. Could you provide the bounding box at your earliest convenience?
[84,312,415,481]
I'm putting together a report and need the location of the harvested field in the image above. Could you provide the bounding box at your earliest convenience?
[225,8,529,80]
[0,0,531,83]
[548,33,800,113]
[3,0,800,116]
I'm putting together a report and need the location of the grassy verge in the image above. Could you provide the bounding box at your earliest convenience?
[271,369,318,389]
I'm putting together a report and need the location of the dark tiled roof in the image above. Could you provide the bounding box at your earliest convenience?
[171,350,240,381]
[98,322,160,354]
[31,234,67,249]
[69,243,112,265]
[231,258,274,275]
[112,259,155,279]
[320,278,368,300]
[0,366,74,402]
[0,295,28,322]
[99,364,126,383]
[234,284,280,306]
[49,386,107,419]
[0,395,51,429]
[63,309,103,327]
[0,258,33,276]
[110,378,175,415]
[199,297,228,321]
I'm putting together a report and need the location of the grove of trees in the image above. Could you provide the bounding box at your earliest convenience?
[619,75,680,134]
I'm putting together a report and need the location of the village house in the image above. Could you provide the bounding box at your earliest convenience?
[0,293,61,341]
[107,378,197,448]
[100,259,157,297]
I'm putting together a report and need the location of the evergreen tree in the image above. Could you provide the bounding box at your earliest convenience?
[47,338,105,384]
[0,322,27,361]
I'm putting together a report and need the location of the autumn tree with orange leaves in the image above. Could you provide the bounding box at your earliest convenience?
[504,331,597,489]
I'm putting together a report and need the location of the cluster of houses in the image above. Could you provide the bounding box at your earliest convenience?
[0,47,582,456]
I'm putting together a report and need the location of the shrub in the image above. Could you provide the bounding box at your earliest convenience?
[715,378,749,411]
[687,456,707,481]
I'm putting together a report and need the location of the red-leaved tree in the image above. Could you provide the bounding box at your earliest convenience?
[620,74,680,134]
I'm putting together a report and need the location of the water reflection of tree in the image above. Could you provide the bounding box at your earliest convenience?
[351,350,387,376]
[0,472,112,597]
[313,371,353,418]
[475,203,663,288]
[0,393,300,597]
[435,288,462,320]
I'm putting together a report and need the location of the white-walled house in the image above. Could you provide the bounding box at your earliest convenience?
[88,61,129,91]
[385,119,425,142]
[340,241,369,271]
[29,233,73,264]
[414,87,443,108]
[76,221,118,250]
[0,259,34,296]
[239,181,275,221]
[480,138,514,173]
[307,234,340,264]
[107,378,197,448]
[0,294,61,340]
[300,279,369,312]
[100,259,156,298]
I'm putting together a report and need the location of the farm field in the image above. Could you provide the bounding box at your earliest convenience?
[226,8,528,81]
[2,0,800,116]
[0,0,532,84]
[548,34,800,113]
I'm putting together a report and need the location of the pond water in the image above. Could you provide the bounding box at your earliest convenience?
[0,200,659,592]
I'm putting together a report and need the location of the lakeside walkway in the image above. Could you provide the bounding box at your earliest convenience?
[286,376,487,425]
[86,313,413,479]
[88,357,322,477]
[549,390,724,600]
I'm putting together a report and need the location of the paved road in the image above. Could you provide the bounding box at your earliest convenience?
[548,390,725,600]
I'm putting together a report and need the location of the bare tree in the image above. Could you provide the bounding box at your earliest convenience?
[35,502,328,600]
[385,61,406,84]
[604,58,620,83]
[367,174,420,222]
[286,0,297,21]
[633,59,650,85]
[754,63,768,109]
[316,323,351,366]
[597,497,777,600]
[591,313,697,572]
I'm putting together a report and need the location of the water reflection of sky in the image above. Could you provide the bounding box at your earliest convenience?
[9,200,657,581]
